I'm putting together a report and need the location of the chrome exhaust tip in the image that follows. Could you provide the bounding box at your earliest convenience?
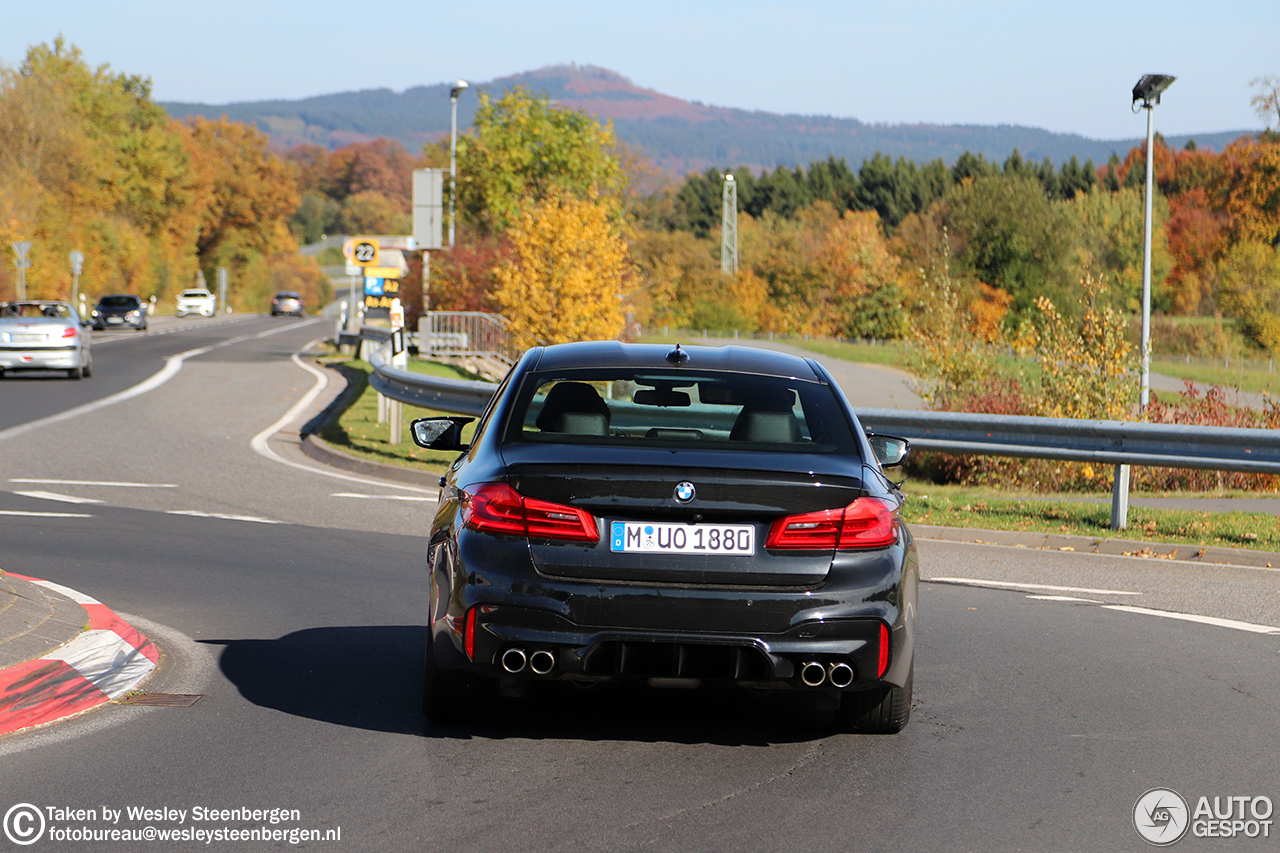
[800,661,827,687]
[828,662,855,688]
[501,648,528,674]
[529,649,556,675]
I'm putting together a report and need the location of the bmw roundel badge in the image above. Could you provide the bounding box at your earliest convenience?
[674,482,696,503]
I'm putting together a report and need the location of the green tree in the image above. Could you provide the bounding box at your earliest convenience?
[1071,186,1172,312]
[457,86,625,234]
[944,175,1077,318]
[1214,241,1280,351]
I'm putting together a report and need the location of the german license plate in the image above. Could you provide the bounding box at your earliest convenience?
[9,333,42,343]
[610,521,755,555]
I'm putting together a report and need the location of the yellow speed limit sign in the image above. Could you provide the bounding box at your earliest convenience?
[345,237,380,268]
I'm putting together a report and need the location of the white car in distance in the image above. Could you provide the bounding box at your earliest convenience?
[175,288,217,317]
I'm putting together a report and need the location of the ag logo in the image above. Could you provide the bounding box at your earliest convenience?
[673,482,696,503]
[1134,788,1189,845]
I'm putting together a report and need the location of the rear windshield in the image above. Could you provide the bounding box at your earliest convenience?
[98,295,140,308]
[274,292,300,299]
[505,369,857,454]
[181,290,211,298]
[1,302,73,319]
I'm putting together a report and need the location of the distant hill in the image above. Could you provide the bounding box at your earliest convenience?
[162,64,1254,175]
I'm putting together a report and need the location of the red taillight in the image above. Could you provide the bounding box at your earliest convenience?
[765,498,897,550]
[62,326,78,338]
[464,483,598,542]
[464,607,477,660]
[878,622,890,677]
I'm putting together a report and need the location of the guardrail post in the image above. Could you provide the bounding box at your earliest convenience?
[389,398,402,444]
[377,391,388,424]
[1110,464,1130,530]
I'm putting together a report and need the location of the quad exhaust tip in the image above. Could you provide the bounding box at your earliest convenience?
[529,649,556,675]
[501,647,556,676]
[800,661,827,687]
[828,662,855,688]
[501,648,528,674]
[800,661,855,688]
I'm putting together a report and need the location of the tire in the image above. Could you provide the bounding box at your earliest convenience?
[67,366,83,380]
[834,662,912,734]
[423,634,472,726]
[83,360,92,378]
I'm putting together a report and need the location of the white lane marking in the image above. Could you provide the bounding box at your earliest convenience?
[13,490,104,504]
[0,510,93,518]
[248,346,438,498]
[166,510,280,524]
[1103,605,1280,635]
[930,577,1142,596]
[0,319,319,443]
[9,479,177,488]
[1026,595,1102,603]
[331,492,436,502]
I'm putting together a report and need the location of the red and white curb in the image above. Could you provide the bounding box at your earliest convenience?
[0,574,158,736]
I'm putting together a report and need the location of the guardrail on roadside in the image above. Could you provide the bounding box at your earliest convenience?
[354,330,1280,527]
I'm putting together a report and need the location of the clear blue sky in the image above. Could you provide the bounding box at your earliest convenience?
[5,0,1275,141]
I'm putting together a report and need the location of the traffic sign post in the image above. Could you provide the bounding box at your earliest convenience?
[11,241,31,300]
[69,250,84,307]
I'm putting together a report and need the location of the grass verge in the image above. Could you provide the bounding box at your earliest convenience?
[901,484,1280,552]
[316,357,478,474]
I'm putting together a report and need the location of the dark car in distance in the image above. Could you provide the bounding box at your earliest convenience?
[91,294,147,331]
[412,341,918,733]
[270,291,304,316]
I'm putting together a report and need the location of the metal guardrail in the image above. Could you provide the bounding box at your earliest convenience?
[363,328,494,416]
[356,331,1280,528]
[854,409,1280,475]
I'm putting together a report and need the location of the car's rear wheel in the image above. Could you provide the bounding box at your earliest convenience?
[67,366,83,380]
[834,662,912,734]
[82,360,92,378]
[423,634,483,726]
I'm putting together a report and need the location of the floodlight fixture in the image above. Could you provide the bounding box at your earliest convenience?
[1132,74,1175,107]
[451,79,469,100]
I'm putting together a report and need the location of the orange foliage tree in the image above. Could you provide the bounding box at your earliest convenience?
[492,194,630,345]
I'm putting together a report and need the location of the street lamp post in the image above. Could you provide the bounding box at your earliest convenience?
[1132,74,1175,411]
[449,79,468,249]
[1112,74,1175,531]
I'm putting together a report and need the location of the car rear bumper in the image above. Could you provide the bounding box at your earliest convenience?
[0,348,82,369]
[431,538,917,692]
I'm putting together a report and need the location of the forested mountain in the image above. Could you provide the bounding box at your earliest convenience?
[162,64,1250,174]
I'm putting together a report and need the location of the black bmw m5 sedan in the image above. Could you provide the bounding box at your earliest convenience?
[412,341,918,733]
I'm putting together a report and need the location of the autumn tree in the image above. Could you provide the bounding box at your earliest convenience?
[1028,276,1135,421]
[181,116,298,264]
[456,86,625,234]
[0,38,195,299]
[1216,138,1280,247]
[492,194,629,345]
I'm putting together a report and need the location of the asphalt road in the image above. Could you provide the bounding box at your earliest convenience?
[2,319,1278,852]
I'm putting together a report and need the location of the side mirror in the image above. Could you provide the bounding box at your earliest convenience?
[867,434,909,468]
[411,416,474,451]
